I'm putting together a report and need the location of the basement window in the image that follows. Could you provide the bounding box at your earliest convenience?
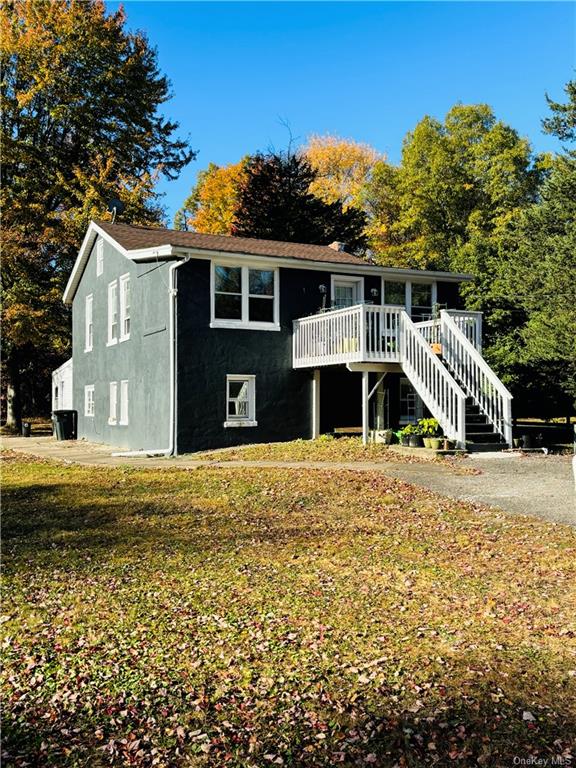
[224,375,257,427]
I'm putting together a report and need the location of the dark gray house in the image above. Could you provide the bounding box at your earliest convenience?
[60,220,512,455]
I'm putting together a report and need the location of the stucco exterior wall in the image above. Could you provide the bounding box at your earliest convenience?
[71,237,171,451]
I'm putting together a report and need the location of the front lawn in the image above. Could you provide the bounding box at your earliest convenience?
[2,452,575,767]
[194,436,473,472]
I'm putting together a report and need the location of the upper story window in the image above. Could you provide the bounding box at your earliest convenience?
[383,280,406,307]
[119,274,130,341]
[331,276,364,309]
[107,280,118,345]
[411,282,433,322]
[211,264,279,330]
[85,294,93,352]
[96,238,104,276]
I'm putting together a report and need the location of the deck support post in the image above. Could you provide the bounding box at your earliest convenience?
[362,370,369,446]
[312,369,321,439]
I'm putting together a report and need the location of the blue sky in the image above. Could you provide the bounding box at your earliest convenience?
[107,1,575,223]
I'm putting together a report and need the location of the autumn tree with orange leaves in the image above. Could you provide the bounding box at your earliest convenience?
[0,0,194,428]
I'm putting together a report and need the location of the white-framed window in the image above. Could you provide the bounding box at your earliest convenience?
[211,263,279,330]
[331,275,364,309]
[108,381,118,424]
[85,294,93,352]
[84,384,95,417]
[119,274,131,341]
[411,282,435,322]
[381,278,437,320]
[224,375,257,427]
[119,380,129,425]
[383,280,407,309]
[96,238,104,277]
[107,280,118,345]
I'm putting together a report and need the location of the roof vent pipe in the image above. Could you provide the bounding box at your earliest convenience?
[328,241,347,252]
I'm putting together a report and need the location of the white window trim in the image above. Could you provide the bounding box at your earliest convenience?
[381,278,437,316]
[210,262,280,331]
[108,381,118,425]
[84,293,93,352]
[119,379,129,425]
[330,275,365,308]
[107,280,118,346]
[84,385,95,417]
[96,238,104,277]
[119,273,130,343]
[224,374,257,427]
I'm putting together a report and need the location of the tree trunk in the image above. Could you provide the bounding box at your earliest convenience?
[5,354,22,433]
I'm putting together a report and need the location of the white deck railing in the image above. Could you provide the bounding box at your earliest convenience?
[446,310,483,352]
[440,311,512,445]
[293,304,402,368]
[400,313,466,445]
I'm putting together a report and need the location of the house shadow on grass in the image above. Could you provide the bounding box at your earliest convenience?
[2,675,574,767]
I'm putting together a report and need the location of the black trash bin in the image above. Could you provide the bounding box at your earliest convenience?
[21,421,31,437]
[52,410,77,440]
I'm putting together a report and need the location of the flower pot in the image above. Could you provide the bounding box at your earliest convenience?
[401,435,410,446]
[423,437,432,448]
[513,438,522,449]
[408,434,423,448]
[430,437,442,450]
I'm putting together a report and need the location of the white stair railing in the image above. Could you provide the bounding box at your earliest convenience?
[399,312,467,447]
[445,310,483,352]
[440,310,512,446]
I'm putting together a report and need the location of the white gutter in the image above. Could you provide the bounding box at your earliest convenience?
[112,256,189,458]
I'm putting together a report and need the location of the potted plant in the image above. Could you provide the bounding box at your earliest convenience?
[403,423,423,448]
[417,418,441,449]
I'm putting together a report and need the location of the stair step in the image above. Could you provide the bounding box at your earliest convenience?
[466,431,502,442]
[465,422,493,433]
[466,415,489,425]
[467,442,509,453]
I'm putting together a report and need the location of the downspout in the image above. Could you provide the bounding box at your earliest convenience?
[112,256,189,458]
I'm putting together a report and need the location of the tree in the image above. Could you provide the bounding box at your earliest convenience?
[505,81,576,406]
[303,135,381,210]
[363,105,543,271]
[0,0,194,428]
[231,152,367,253]
[360,160,403,255]
[174,160,247,233]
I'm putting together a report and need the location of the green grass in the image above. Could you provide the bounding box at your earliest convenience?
[193,436,475,473]
[2,451,575,767]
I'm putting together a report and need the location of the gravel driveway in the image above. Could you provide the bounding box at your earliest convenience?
[3,437,575,526]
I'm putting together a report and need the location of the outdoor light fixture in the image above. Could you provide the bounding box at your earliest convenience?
[370,288,379,298]
[319,284,327,294]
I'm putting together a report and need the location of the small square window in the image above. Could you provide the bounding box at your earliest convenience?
[224,375,256,427]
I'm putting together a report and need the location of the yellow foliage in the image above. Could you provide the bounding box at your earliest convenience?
[186,161,248,234]
[303,134,382,209]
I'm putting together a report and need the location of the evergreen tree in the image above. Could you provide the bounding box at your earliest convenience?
[232,153,367,253]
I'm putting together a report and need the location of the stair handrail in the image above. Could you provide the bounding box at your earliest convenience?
[399,311,466,447]
[440,310,513,446]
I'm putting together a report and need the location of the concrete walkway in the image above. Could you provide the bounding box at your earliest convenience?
[3,436,575,526]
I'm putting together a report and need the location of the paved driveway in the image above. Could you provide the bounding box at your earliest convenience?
[3,436,575,526]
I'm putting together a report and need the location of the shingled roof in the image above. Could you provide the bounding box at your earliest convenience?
[95,220,370,267]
